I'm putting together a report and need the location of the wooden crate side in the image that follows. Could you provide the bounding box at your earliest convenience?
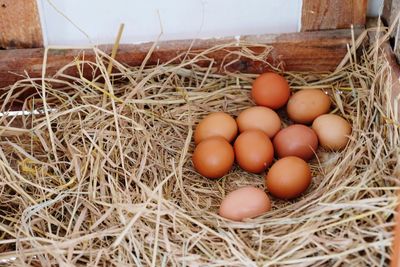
[384,43,400,118]
[384,42,400,267]
[301,0,367,31]
[0,29,360,89]
[0,0,43,49]
[383,0,400,26]
[383,0,400,62]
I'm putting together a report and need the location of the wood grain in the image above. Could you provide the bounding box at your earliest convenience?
[383,0,400,62]
[301,0,367,31]
[391,204,400,267]
[383,0,400,25]
[0,0,43,49]
[0,29,361,89]
[383,52,400,267]
[383,42,400,120]
[383,42,400,267]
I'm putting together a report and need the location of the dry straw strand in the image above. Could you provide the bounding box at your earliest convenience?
[0,23,399,267]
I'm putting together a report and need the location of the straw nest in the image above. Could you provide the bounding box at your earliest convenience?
[0,28,399,266]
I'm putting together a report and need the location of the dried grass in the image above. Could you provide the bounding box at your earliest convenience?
[0,29,399,266]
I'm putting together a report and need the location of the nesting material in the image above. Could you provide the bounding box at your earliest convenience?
[0,32,399,266]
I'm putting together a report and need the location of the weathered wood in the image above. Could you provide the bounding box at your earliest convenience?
[383,0,400,62]
[0,29,361,89]
[301,0,367,31]
[383,0,400,25]
[391,204,400,267]
[384,42,400,267]
[0,0,43,49]
[383,42,400,120]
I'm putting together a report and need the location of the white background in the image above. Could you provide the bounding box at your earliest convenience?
[37,0,384,46]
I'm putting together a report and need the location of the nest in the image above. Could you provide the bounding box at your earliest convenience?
[0,28,399,266]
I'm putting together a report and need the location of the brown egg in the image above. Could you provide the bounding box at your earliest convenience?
[273,124,318,161]
[312,114,352,151]
[236,106,281,138]
[193,137,234,179]
[287,89,331,124]
[251,72,290,109]
[234,130,274,173]
[219,186,271,221]
[265,156,311,199]
[194,112,238,145]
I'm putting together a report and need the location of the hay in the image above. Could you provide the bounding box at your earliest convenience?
[0,30,399,266]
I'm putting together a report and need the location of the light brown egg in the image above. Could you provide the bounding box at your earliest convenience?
[287,89,331,124]
[273,124,318,161]
[192,137,234,179]
[219,186,271,221]
[234,130,274,173]
[251,72,290,109]
[236,106,281,138]
[312,114,352,151]
[194,112,238,145]
[265,156,311,199]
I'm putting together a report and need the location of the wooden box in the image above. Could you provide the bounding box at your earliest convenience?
[0,1,399,266]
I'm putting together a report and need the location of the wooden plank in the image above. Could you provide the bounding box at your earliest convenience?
[0,29,361,89]
[0,0,43,49]
[383,42,400,120]
[301,0,367,31]
[383,0,400,62]
[391,204,400,267]
[383,0,400,25]
[384,42,400,267]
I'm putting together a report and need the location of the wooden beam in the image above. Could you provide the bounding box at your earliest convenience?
[383,42,400,123]
[384,42,400,267]
[383,0,400,25]
[0,29,361,89]
[301,0,367,31]
[0,0,43,49]
[383,0,400,62]
[391,205,400,267]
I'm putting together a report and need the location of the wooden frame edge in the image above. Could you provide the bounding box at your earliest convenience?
[0,28,361,89]
[301,0,367,31]
[0,0,43,49]
[384,41,400,267]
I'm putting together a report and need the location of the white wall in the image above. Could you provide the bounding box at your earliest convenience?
[38,0,383,47]
[38,0,302,46]
[368,0,384,17]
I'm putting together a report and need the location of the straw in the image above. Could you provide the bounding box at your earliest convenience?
[0,26,399,267]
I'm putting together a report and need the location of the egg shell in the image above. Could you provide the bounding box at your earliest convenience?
[234,130,274,173]
[192,137,234,179]
[219,186,271,221]
[251,73,290,109]
[312,114,352,151]
[273,124,318,161]
[236,106,281,138]
[194,112,238,145]
[265,156,312,199]
[287,89,331,124]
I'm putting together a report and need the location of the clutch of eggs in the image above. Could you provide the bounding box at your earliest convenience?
[191,72,352,222]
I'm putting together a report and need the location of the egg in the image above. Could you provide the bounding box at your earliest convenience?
[194,112,238,145]
[236,106,281,138]
[273,124,318,161]
[234,130,274,173]
[219,186,271,221]
[265,156,311,199]
[251,72,290,109]
[287,89,331,124]
[193,137,234,179]
[312,114,352,151]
